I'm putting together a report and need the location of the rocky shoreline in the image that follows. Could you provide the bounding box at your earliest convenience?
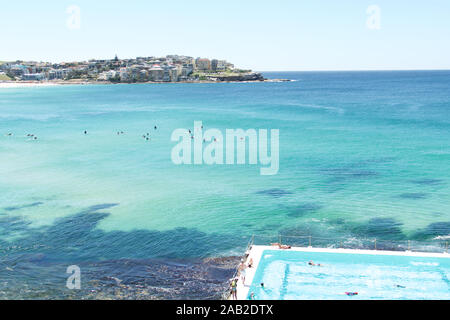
[0,256,241,300]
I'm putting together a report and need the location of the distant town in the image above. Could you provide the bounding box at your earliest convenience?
[0,55,272,84]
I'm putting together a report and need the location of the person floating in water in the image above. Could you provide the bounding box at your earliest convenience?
[84,130,87,135]
[249,292,255,300]
[308,260,323,267]
[154,126,157,130]
[345,292,358,296]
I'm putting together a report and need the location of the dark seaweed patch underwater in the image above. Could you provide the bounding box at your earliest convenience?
[0,204,244,299]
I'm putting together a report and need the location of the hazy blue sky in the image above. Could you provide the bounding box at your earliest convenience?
[1,0,449,70]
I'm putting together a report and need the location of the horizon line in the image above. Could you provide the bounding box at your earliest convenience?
[257,68,450,72]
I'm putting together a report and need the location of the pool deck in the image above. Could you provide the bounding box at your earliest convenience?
[231,245,449,300]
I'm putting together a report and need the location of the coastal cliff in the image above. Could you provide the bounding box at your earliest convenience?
[208,72,265,82]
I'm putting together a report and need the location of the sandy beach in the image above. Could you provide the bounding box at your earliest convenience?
[0,81,61,88]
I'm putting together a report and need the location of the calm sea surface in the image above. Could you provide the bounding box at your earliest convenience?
[0,71,449,298]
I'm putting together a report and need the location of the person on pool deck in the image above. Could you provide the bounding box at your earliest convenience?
[238,259,247,284]
[240,267,246,285]
[271,243,292,250]
[247,258,254,268]
[230,278,238,300]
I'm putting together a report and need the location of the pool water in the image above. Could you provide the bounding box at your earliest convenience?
[248,250,450,300]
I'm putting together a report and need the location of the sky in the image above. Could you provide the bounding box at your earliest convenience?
[1,0,450,71]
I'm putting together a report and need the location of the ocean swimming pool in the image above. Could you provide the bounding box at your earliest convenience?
[247,249,450,300]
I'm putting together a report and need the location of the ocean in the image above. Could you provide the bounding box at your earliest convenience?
[0,71,449,299]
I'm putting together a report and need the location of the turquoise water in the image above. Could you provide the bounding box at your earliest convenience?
[0,71,449,298]
[248,250,450,300]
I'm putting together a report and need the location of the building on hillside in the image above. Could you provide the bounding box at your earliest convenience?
[162,65,178,82]
[149,65,164,82]
[22,73,46,81]
[211,59,219,71]
[216,60,228,71]
[139,69,149,81]
[9,65,29,77]
[181,64,194,78]
[119,67,129,81]
[48,69,70,80]
[98,70,117,81]
[195,58,211,71]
